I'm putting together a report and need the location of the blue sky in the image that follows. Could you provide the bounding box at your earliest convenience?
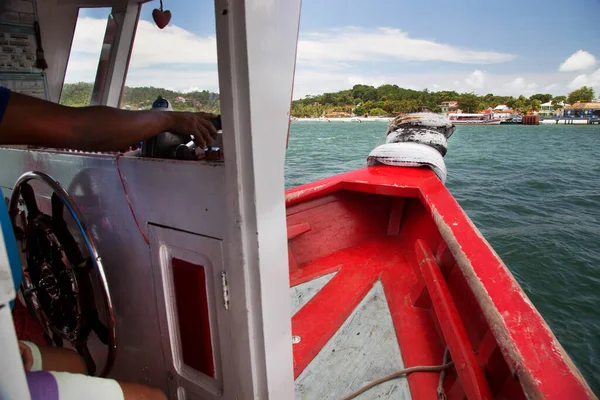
[69,0,600,99]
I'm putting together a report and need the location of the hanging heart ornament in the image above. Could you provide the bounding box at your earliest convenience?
[152,0,171,29]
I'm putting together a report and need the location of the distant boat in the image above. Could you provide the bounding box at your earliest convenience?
[500,117,522,125]
[448,113,501,125]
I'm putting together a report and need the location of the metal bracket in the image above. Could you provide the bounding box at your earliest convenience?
[221,271,230,310]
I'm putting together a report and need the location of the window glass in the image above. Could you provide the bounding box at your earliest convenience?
[60,8,111,107]
[121,1,219,113]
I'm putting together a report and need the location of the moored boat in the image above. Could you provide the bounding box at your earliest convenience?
[449,113,502,125]
[500,117,523,124]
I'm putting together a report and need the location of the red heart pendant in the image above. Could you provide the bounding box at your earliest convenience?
[152,8,171,29]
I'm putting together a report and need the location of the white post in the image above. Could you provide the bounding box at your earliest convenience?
[215,0,301,398]
[94,2,141,107]
[0,306,31,400]
[36,0,79,102]
[0,209,30,399]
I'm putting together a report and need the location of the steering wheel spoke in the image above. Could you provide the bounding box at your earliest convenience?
[20,183,41,218]
[75,342,97,376]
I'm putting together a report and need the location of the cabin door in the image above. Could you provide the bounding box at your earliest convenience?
[148,225,235,400]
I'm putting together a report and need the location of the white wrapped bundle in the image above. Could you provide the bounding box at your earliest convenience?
[367,113,455,183]
[367,142,447,182]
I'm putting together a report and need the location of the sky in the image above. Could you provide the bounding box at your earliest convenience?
[67,0,600,100]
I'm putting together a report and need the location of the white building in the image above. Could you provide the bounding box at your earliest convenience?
[440,101,458,114]
[493,109,515,120]
[539,101,566,117]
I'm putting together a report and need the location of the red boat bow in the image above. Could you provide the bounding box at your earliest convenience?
[286,166,594,399]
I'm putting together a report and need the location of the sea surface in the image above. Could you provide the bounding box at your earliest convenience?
[285,121,600,394]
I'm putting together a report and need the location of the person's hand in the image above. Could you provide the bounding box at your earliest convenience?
[168,112,218,149]
[19,341,34,371]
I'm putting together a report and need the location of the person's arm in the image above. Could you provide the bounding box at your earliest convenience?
[0,91,218,151]
[20,341,87,374]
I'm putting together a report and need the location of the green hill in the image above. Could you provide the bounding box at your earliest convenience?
[290,84,591,118]
[61,82,593,118]
[60,82,220,113]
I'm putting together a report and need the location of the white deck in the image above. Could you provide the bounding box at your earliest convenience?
[292,281,412,399]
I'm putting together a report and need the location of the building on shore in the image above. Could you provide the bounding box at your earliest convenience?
[324,111,352,118]
[479,107,515,121]
[493,109,515,121]
[539,101,566,117]
[563,102,600,119]
[440,101,458,114]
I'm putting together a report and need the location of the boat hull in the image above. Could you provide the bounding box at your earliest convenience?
[286,166,594,399]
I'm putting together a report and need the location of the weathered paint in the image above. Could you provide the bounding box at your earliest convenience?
[416,240,492,399]
[295,282,411,400]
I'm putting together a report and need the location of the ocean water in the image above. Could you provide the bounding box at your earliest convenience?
[285,121,600,394]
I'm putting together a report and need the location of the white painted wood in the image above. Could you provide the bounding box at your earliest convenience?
[0,308,31,400]
[148,225,235,400]
[295,282,412,400]
[57,0,148,5]
[36,0,79,102]
[290,273,336,316]
[214,0,301,398]
[95,3,141,107]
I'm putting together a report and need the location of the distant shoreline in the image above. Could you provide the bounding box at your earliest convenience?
[292,117,393,123]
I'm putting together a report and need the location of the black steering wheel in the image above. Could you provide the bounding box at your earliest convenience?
[9,171,116,377]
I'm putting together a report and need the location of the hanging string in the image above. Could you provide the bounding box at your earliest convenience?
[159,0,164,11]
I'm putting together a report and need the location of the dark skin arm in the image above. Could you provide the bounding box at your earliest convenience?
[0,91,218,151]
[20,342,166,399]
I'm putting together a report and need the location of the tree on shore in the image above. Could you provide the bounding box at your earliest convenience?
[369,107,387,116]
[551,95,567,113]
[567,86,595,104]
[529,93,553,104]
[457,93,479,113]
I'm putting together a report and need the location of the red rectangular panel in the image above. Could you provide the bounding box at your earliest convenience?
[172,258,215,377]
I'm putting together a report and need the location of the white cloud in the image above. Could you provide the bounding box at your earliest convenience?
[64,17,585,100]
[297,27,515,65]
[64,17,219,90]
[568,68,600,90]
[569,74,588,89]
[291,70,566,98]
[559,50,596,72]
[69,17,217,66]
[503,77,538,95]
[465,70,485,89]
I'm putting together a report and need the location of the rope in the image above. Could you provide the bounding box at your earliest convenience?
[374,131,388,148]
[159,0,163,11]
[437,347,451,400]
[339,348,453,400]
